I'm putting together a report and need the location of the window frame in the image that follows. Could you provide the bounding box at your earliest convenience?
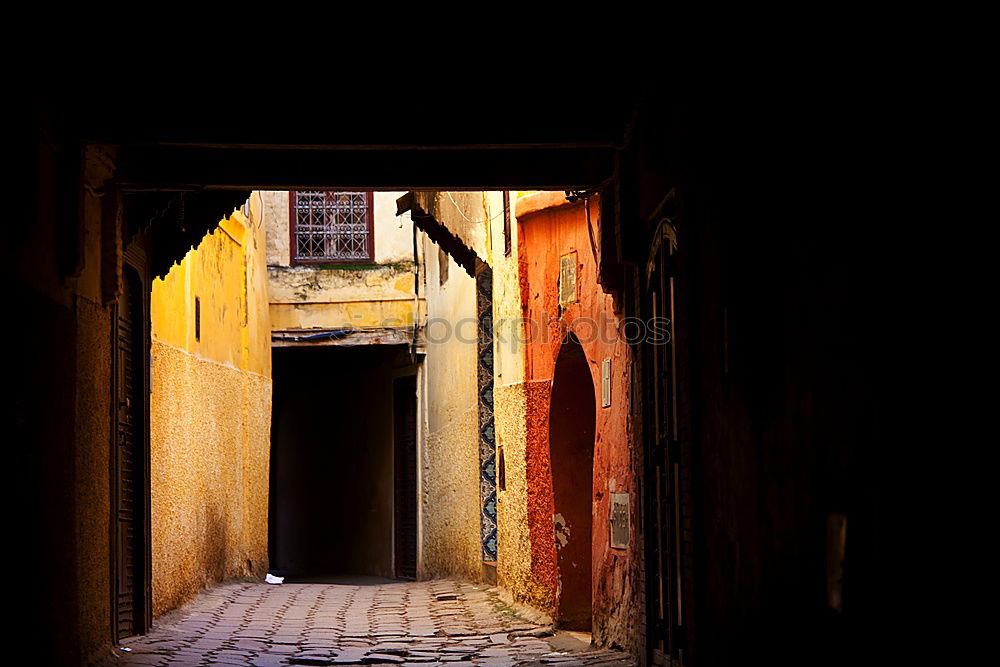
[289,190,375,265]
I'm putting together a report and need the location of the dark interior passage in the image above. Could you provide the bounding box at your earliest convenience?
[393,375,418,579]
[549,334,596,630]
[269,345,416,578]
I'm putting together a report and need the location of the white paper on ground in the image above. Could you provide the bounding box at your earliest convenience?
[265,573,284,584]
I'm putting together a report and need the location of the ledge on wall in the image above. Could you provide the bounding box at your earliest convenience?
[271,326,424,352]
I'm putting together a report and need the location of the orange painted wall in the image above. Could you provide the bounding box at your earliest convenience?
[517,193,639,648]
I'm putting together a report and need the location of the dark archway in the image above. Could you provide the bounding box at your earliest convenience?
[549,333,596,630]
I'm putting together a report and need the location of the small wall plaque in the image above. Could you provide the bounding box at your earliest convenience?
[559,251,578,311]
[610,492,630,549]
[602,358,611,408]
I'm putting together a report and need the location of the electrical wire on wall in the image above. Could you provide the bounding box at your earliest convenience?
[446,190,510,226]
[255,191,265,229]
[566,189,600,264]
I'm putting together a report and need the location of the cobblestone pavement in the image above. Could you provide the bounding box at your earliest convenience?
[99,579,635,666]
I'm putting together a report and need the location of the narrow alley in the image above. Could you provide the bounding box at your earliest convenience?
[17,82,898,667]
[104,580,634,666]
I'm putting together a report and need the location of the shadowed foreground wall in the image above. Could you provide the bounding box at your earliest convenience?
[150,203,272,617]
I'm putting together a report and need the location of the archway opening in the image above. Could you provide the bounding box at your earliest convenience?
[269,345,417,580]
[549,333,595,630]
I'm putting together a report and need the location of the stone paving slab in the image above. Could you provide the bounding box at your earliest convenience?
[95,579,635,666]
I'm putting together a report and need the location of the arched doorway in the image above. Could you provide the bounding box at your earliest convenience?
[549,333,596,630]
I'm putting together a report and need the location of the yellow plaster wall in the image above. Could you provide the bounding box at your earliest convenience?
[486,192,526,387]
[493,381,534,598]
[149,198,272,617]
[269,299,423,330]
[151,210,270,377]
[419,229,481,580]
[267,261,424,332]
[150,341,271,616]
[416,191,486,582]
[486,192,533,600]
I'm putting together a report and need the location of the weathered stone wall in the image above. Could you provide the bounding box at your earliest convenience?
[494,381,537,600]
[515,192,640,650]
[264,190,423,332]
[486,191,537,605]
[262,190,291,266]
[416,191,491,582]
[418,226,482,580]
[268,266,421,330]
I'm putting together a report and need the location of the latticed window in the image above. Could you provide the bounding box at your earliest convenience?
[290,191,374,263]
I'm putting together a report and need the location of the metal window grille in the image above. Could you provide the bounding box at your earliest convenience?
[292,191,373,262]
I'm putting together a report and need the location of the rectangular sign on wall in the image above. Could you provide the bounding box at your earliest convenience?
[602,358,611,408]
[559,251,578,312]
[610,492,630,549]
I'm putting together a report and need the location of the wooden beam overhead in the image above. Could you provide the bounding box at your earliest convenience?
[117,145,616,192]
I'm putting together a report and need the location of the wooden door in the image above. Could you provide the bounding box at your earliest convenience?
[393,375,418,579]
[646,222,685,665]
[549,335,595,631]
[114,262,150,640]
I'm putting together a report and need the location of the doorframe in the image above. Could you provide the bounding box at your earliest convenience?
[548,332,596,630]
[110,239,152,641]
[644,219,684,665]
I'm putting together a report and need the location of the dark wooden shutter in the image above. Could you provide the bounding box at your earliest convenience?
[114,270,138,639]
[645,223,687,665]
[114,257,150,640]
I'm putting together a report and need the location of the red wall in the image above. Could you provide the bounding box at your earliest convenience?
[517,195,639,646]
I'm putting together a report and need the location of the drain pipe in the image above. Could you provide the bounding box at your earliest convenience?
[410,211,425,579]
[411,212,420,362]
